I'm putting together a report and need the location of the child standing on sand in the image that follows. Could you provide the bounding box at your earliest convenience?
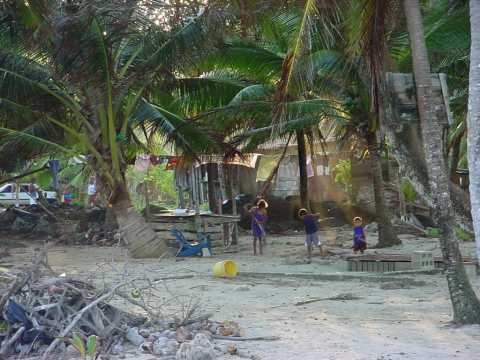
[250,199,268,256]
[352,217,367,254]
[298,208,324,263]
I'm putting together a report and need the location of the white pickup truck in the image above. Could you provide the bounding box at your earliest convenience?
[0,183,57,206]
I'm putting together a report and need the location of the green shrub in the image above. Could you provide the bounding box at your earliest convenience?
[455,227,474,242]
[401,179,417,203]
[333,160,353,201]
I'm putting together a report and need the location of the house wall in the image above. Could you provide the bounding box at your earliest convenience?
[267,153,347,203]
[351,160,401,217]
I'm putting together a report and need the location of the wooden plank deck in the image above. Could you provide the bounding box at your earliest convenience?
[147,211,240,250]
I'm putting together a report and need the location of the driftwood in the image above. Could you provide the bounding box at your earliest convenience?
[0,249,129,359]
[295,293,362,306]
[0,327,25,356]
[153,274,195,282]
[0,247,230,359]
[213,335,280,341]
[0,246,49,311]
[41,282,128,359]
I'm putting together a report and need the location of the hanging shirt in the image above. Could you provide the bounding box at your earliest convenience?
[48,160,60,188]
[134,154,151,173]
[87,183,96,195]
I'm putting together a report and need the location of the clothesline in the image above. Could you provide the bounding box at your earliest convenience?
[134,154,178,173]
[134,154,259,173]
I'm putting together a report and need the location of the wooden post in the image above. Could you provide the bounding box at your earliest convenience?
[199,166,205,204]
[218,162,228,246]
[144,167,151,220]
[206,163,217,212]
[15,181,19,207]
[190,163,202,238]
[230,165,239,246]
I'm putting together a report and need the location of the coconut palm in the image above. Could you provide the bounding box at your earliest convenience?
[403,0,480,324]
[0,0,232,258]
[467,0,480,269]
[201,2,400,246]
[386,0,473,231]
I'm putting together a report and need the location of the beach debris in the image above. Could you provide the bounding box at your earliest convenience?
[295,293,362,306]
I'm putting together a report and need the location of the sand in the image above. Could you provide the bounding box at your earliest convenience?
[3,230,480,360]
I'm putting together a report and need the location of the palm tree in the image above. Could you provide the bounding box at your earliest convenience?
[313,47,401,247]
[386,0,473,232]
[196,2,400,246]
[467,0,480,267]
[0,1,228,258]
[197,8,336,210]
[403,0,480,324]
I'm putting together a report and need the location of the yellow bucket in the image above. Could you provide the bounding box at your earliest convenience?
[213,260,238,278]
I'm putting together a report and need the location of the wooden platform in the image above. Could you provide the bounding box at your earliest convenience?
[147,211,240,249]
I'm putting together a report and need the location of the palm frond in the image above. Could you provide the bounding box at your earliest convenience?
[271,0,341,131]
[200,41,283,83]
[130,99,223,156]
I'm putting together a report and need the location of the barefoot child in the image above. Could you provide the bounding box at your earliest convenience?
[250,200,268,255]
[298,208,324,263]
[352,217,367,254]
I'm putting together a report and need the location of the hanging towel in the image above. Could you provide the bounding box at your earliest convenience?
[135,154,151,172]
[48,160,60,188]
[306,156,314,178]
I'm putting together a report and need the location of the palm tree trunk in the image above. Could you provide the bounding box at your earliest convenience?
[112,181,168,259]
[366,133,401,247]
[467,0,480,265]
[404,0,480,324]
[259,133,293,196]
[296,129,309,209]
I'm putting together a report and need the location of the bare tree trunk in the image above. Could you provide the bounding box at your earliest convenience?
[404,0,480,324]
[206,163,217,212]
[467,0,480,263]
[259,133,293,196]
[112,182,167,259]
[366,133,401,247]
[229,165,239,246]
[296,129,309,209]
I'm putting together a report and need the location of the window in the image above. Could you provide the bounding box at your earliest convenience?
[0,185,12,193]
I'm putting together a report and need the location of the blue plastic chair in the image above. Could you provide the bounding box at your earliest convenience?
[170,228,212,257]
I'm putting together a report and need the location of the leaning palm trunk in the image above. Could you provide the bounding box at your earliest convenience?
[112,182,168,258]
[467,0,480,265]
[366,133,400,247]
[296,129,309,209]
[259,134,293,196]
[404,0,480,324]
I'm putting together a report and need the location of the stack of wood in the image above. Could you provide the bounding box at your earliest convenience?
[0,250,139,359]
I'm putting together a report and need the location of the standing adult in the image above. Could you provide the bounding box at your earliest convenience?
[28,183,38,206]
[87,176,97,207]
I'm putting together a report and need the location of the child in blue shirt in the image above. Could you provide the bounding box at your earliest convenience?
[298,208,325,263]
[352,217,367,254]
